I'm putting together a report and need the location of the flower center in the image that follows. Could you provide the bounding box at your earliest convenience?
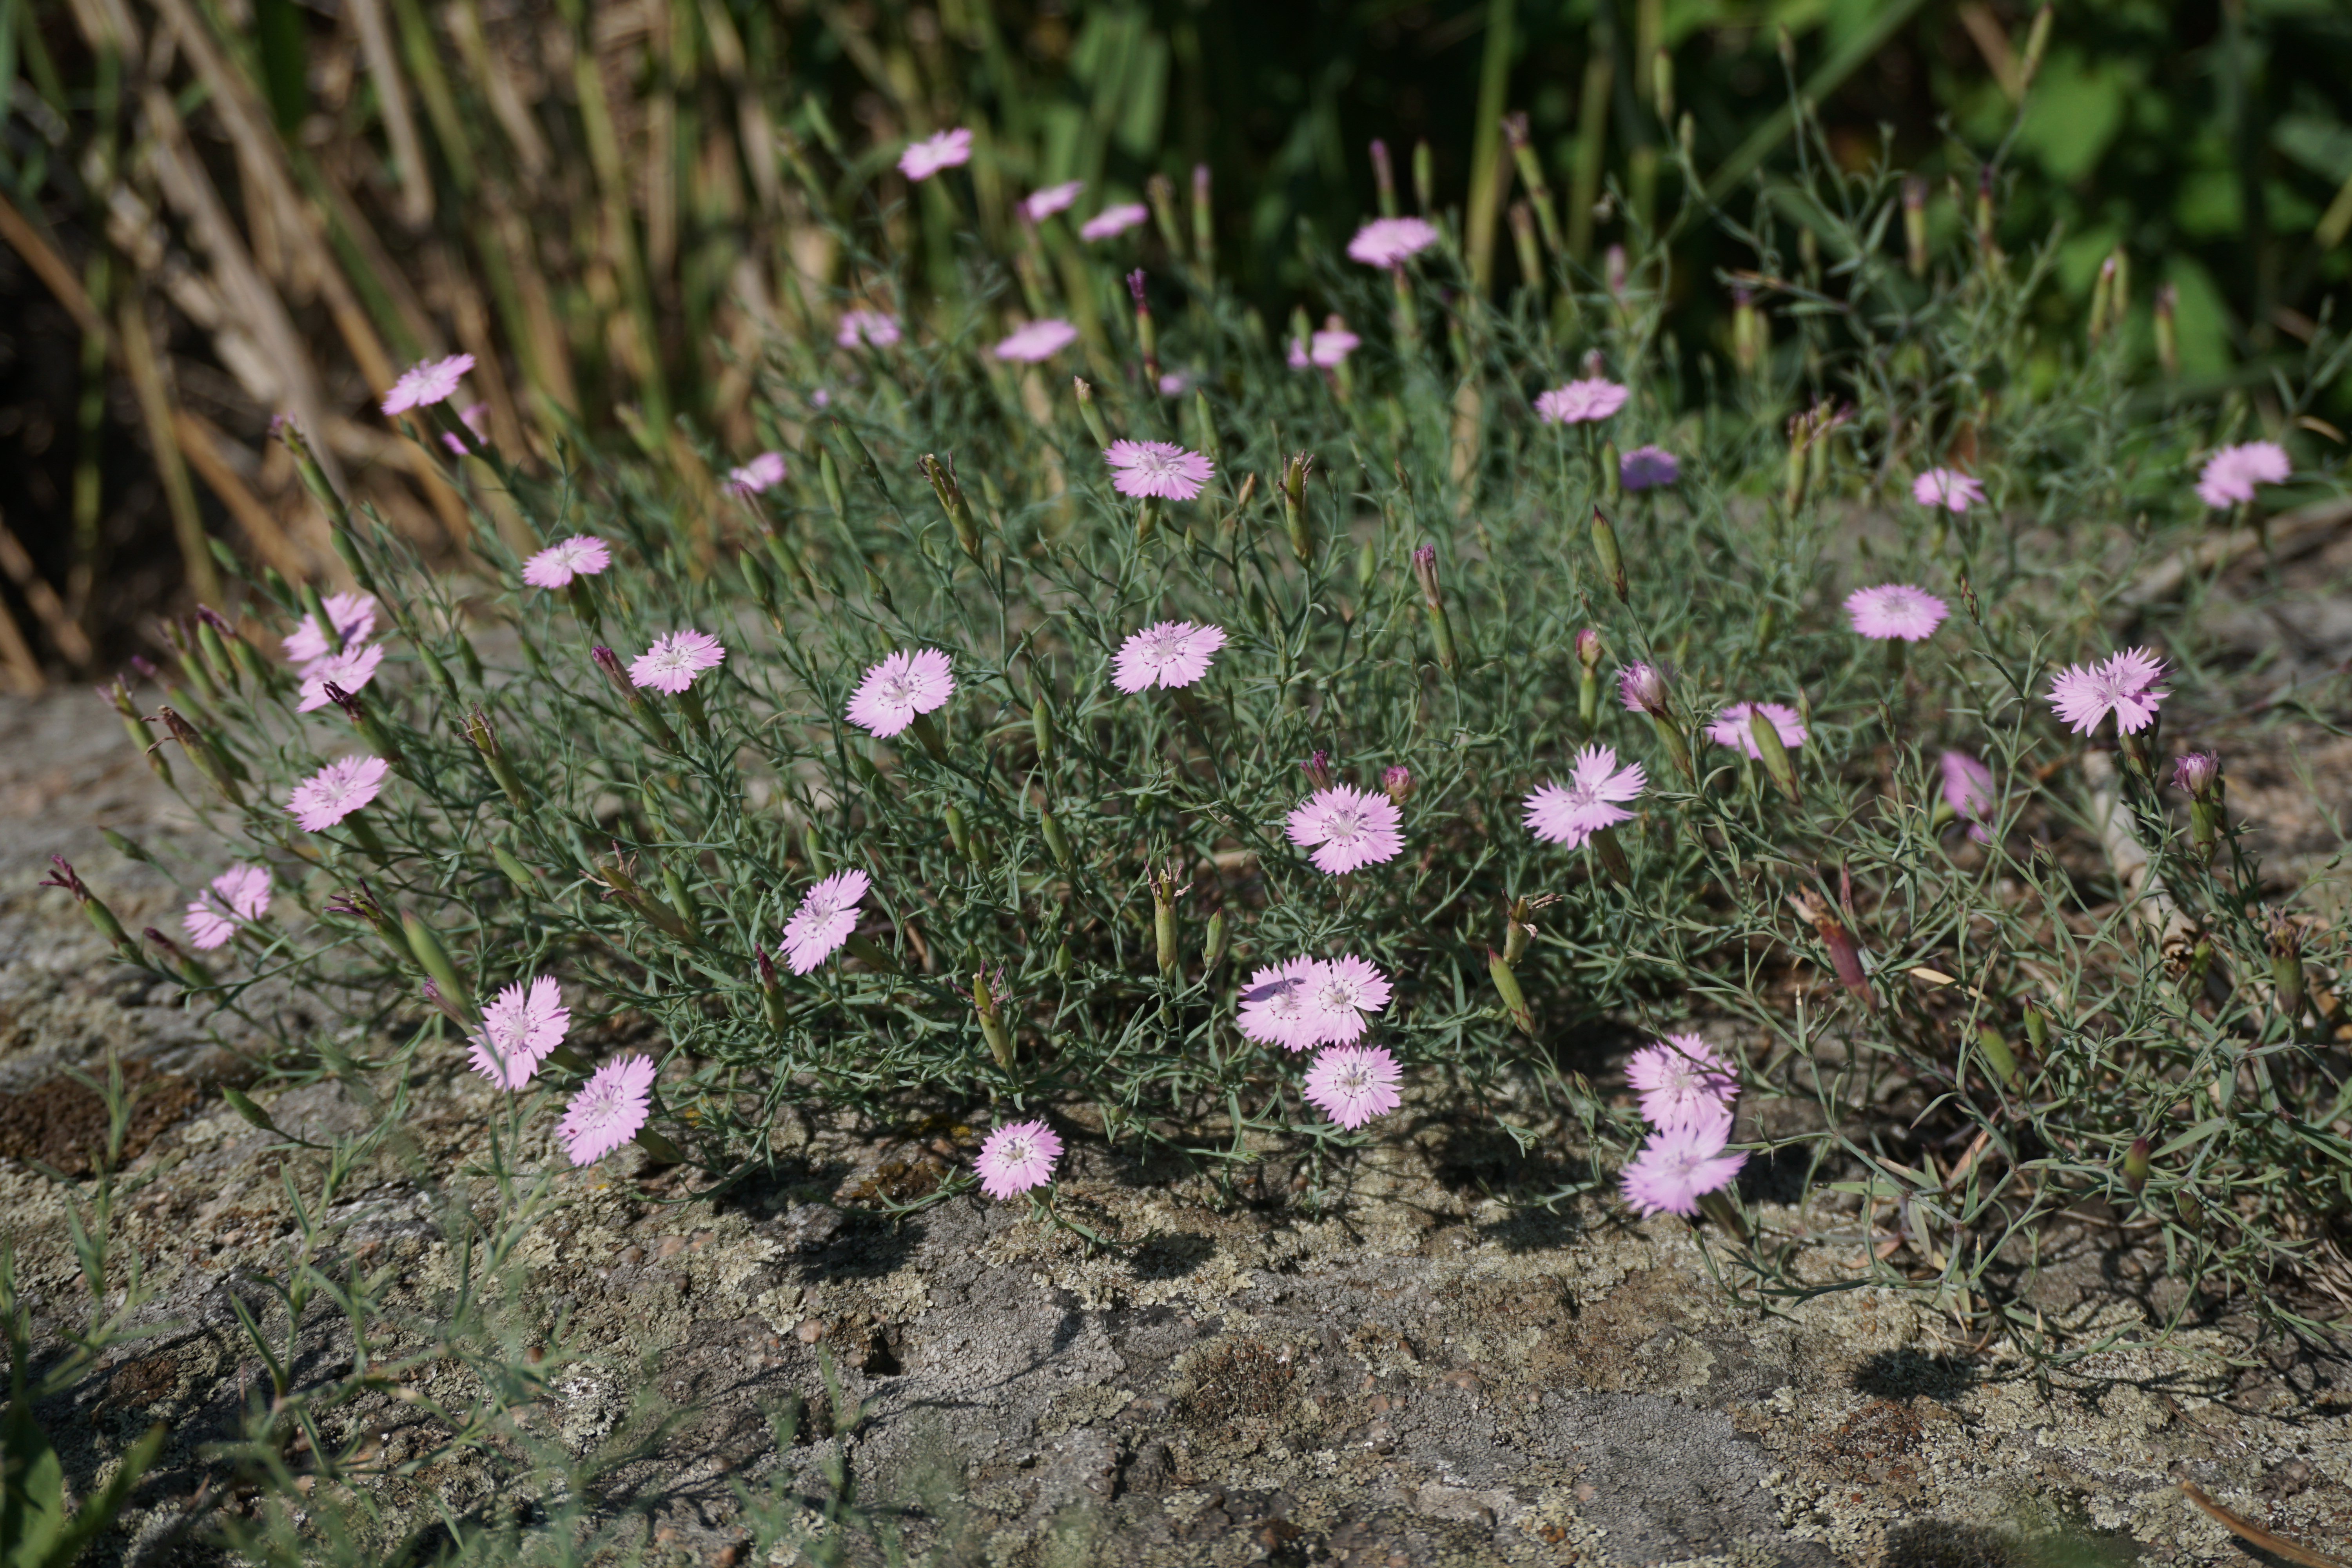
[1336,1065,1373,1095]
[1325,808,1365,843]
[1001,1137,1033,1165]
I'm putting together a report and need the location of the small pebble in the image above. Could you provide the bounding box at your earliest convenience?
[795,1318,825,1343]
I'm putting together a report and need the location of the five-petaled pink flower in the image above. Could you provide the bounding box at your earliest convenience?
[1939,750,1996,842]
[1113,621,1226,693]
[1523,744,1646,848]
[1303,1044,1403,1130]
[183,863,271,951]
[1346,217,1437,268]
[2046,648,2167,735]
[781,868,872,975]
[976,1119,1061,1199]
[727,452,788,495]
[994,319,1080,362]
[1104,440,1214,501]
[1305,955,1392,1046]
[1911,468,1984,513]
[381,353,474,416]
[837,311,901,350]
[1625,1033,1737,1132]
[522,535,612,590]
[1289,328,1361,370]
[283,592,377,669]
[1023,181,1083,222]
[1619,445,1680,491]
[469,975,572,1091]
[1286,784,1405,877]
[1535,378,1629,426]
[1079,203,1149,241]
[287,754,390,832]
[629,630,726,695]
[848,648,955,738]
[1620,1118,1748,1217]
[1845,584,1948,642]
[559,1054,657,1165]
[2195,441,2290,509]
[295,642,385,713]
[1238,959,1324,1053]
[1708,702,1808,758]
[898,127,972,181]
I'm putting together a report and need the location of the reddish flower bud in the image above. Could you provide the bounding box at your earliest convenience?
[1381,764,1414,803]
[1301,751,1334,791]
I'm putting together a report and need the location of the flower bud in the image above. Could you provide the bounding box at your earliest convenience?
[2089,253,2118,345]
[101,680,171,786]
[1731,287,1763,377]
[1488,948,1535,1036]
[917,453,982,559]
[1151,862,1182,977]
[2172,750,2220,799]
[1283,452,1316,563]
[323,682,407,774]
[1191,163,1215,272]
[465,710,529,808]
[592,646,681,751]
[155,705,245,806]
[41,856,139,961]
[2269,910,2308,1034]
[1370,138,1397,216]
[1072,377,1113,449]
[1975,163,1997,261]
[193,606,241,692]
[2154,284,2180,377]
[1038,807,1073,871]
[146,927,213,990]
[1301,750,1334,792]
[1503,113,1561,256]
[402,912,475,1024]
[1412,139,1434,212]
[1201,910,1229,975]
[2019,4,2053,92]
[1975,1024,2021,1090]
[1502,895,1535,967]
[756,946,787,1033]
[1651,47,1674,127]
[1748,707,1802,806]
[1616,662,1669,719]
[1411,544,1459,672]
[973,969,1014,1070]
[420,977,473,1031]
[1381,764,1414,804]
[1127,267,1160,384]
[2121,1135,2151,1198]
[1902,176,1928,279]
[1789,889,1873,1010]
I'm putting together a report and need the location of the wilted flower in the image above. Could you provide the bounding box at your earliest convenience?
[1708,702,1808,758]
[283,592,377,668]
[1306,955,1392,1046]
[836,310,901,349]
[1939,750,1996,841]
[1078,203,1148,241]
[1104,440,1214,501]
[2046,648,2167,735]
[1113,621,1226,693]
[976,1119,1062,1199]
[1303,1044,1403,1130]
[1022,180,1083,222]
[1286,784,1405,876]
[1616,663,1668,717]
[381,353,474,416]
[847,649,955,738]
[1523,744,1646,847]
[1619,445,1680,491]
[1535,378,1629,425]
[2195,441,2290,509]
[2173,751,2220,797]
[1346,216,1437,267]
[296,643,384,713]
[287,755,390,832]
[1624,1033,1737,1131]
[781,868,871,974]
[1620,1118,1747,1217]
[1911,468,1984,513]
[558,1054,656,1165]
[726,452,788,495]
[897,127,972,181]
[468,975,571,1090]
[1238,958,1323,1053]
[1845,584,1949,642]
[994,319,1080,362]
[522,535,613,590]
[183,863,272,950]
[628,630,726,695]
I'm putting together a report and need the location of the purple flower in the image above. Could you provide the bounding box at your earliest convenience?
[1238,958,1323,1053]
[1939,750,1996,841]
[1078,203,1149,241]
[1624,1033,1737,1132]
[1620,1118,1747,1218]
[837,311,901,349]
[468,975,571,1091]
[1617,662,1670,717]
[1523,744,1646,847]
[1535,378,1629,426]
[1285,784,1405,877]
[1104,440,1214,501]
[381,353,474,416]
[2172,751,2220,797]
[2196,441,2290,509]
[1845,584,1949,642]
[1022,180,1083,222]
[2046,648,2167,735]
[1708,702,1808,758]
[897,127,972,181]
[781,868,871,975]
[1290,327,1361,370]
[1380,764,1414,803]
[558,1054,657,1165]
[1911,468,1984,513]
[1305,955,1392,1047]
[287,755,390,832]
[976,1119,1062,1199]
[847,649,955,739]
[726,452,789,495]
[295,643,384,713]
[993,319,1080,362]
[1619,445,1680,491]
[1303,1044,1403,1130]
[283,592,377,668]
[1112,621,1226,693]
[522,535,613,590]
[183,864,271,951]
[628,630,726,694]
[1346,217,1437,267]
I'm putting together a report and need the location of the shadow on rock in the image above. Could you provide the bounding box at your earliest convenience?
[1851,1347,1978,1401]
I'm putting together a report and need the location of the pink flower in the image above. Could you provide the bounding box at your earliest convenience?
[1346,217,1437,267]
[468,975,571,1091]
[1238,958,1324,1053]
[558,1054,657,1166]
[1534,378,1629,425]
[283,592,377,668]
[897,127,972,181]
[1079,203,1149,241]
[1285,784,1405,877]
[847,648,955,738]
[1290,328,1361,370]
[1022,180,1083,222]
[1845,584,1948,642]
[1104,440,1214,501]
[976,1119,1062,1199]
[837,311,901,349]
[183,863,271,951]
[2196,441,2290,509]
[727,452,789,495]
[1617,661,1670,716]
[1619,445,1680,491]
[287,754,390,832]
[381,353,474,416]
[1305,955,1392,1046]
[1624,1033,1737,1131]
[295,642,385,712]
[1708,702,1808,758]
[2046,648,2167,735]
[628,630,726,694]
[780,869,871,975]
[1523,744,1646,848]
[1940,750,1996,842]
[1303,1044,1403,1130]
[1113,621,1226,693]
[522,535,613,590]
[994,319,1080,362]
[1620,1118,1748,1218]
[1157,372,1194,397]
[2172,751,2219,797]
[439,403,490,455]
[1911,468,1984,513]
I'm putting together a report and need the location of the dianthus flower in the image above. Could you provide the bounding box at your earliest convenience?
[559,1054,657,1165]
[1708,702,1808,758]
[1522,744,1646,847]
[1303,1044,1403,1130]
[287,755,389,832]
[2046,648,2167,735]
[439,403,490,455]
[1620,1118,1747,1218]
[1939,750,1996,842]
[780,868,871,975]
[1238,959,1323,1053]
[469,975,571,1090]
[1285,784,1405,877]
[1624,1033,1737,1132]
[1617,661,1670,716]
[897,127,971,181]
[1289,328,1361,370]
[836,311,901,349]
[295,642,384,713]
[1346,216,1437,267]
[522,535,612,590]
[1845,584,1948,642]
[1103,440,1214,501]
[2195,441,2290,509]
[726,452,788,495]
[381,354,473,416]
[183,863,271,951]
[1022,181,1083,222]
[976,1119,1062,1199]
[283,592,377,668]
[1911,468,1984,513]
[1534,378,1629,425]
[1112,621,1225,693]
[1079,204,1148,241]
[994,319,1080,362]
[1305,955,1392,1046]
[847,648,955,738]
[628,630,726,694]
[1619,445,1680,491]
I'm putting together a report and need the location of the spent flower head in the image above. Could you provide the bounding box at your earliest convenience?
[523,535,612,590]
[1286,784,1405,877]
[1845,584,1949,641]
[1523,745,1646,847]
[1303,1044,1404,1130]
[559,1054,656,1165]
[287,755,390,832]
[1113,621,1226,693]
[2046,648,2168,735]
[629,630,727,694]
[184,864,272,951]
[977,1120,1062,1199]
[1103,440,1214,501]
[848,649,955,738]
